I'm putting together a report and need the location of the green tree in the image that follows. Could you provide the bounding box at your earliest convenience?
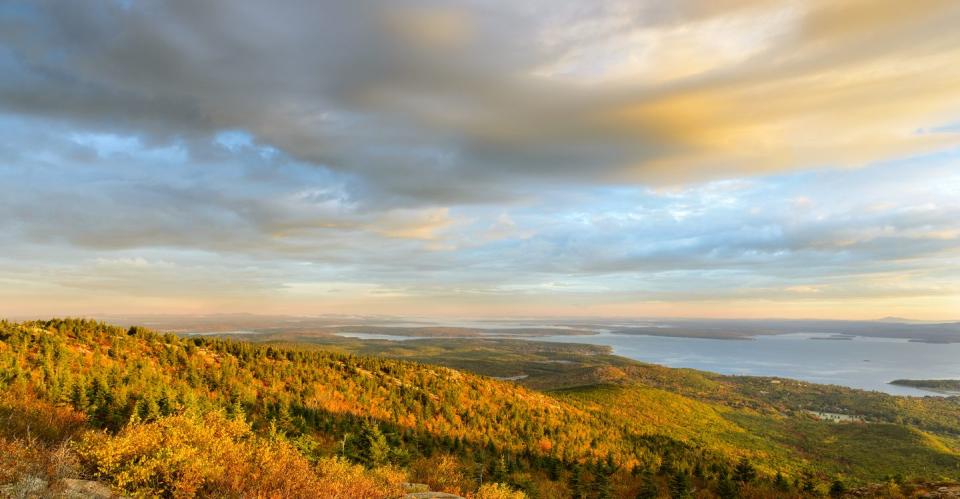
[70,379,89,410]
[547,459,561,481]
[594,468,613,499]
[732,458,756,484]
[800,471,817,494]
[635,471,659,499]
[356,420,391,467]
[669,470,692,499]
[492,455,509,483]
[717,477,739,499]
[569,465,586,499]
[774,471,789,492]
[829,479,846,498]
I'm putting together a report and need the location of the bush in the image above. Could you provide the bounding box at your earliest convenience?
[315,456,408,498]
[0,393,84,493]
[411,453,472,495]
[474,482,527,498]
[75,411,407,498]
[0,390,88,443]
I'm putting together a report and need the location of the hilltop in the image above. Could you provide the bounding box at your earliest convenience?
[2,319,959,498]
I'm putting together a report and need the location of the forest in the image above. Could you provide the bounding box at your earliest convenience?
[2,319,959,498]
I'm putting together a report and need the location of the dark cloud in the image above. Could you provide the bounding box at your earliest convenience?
[4,0,959,204]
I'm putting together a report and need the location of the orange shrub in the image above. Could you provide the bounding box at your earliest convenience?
[410,453,473,496]
[474,482,527,499]
[314,456,407,498]
[0,390,87,443]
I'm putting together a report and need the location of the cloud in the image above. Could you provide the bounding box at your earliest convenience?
[2,0,959,203]
[1,1,959,318]
[374,208,455,241]
[2,150,959,316]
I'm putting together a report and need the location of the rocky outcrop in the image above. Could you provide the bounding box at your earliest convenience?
[0,477,118,499]
[919,485,960,499]
[56,478,117,498]
[401,482,466,499]
[0,475,48,498]
[845,482,960,498]
[403,493,466,499]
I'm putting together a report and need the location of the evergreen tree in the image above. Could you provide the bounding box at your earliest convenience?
[774,471,789,492]
[669,470,692,499]
[717,477,739,499]
[70,379,89,410]
[356,420,391,467]
[569,465,586,499]
[829,479,846,498]
[658,458,674,476]
[801,471,817,494]
[547,458,561,481]
[732,457,756,484]
[594,468,613,499]
[635,471,659,499]
[492,455,509,483]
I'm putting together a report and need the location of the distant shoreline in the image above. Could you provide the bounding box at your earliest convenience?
[889,379,960,395]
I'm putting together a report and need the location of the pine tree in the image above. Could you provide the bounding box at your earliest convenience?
[636,471,659,499]
[226,396,243,419]
[492,455,509,482]
[801,471,817,493]
[829,479,846,498]
[669,470,692,499]
[70,379,89,410]
[732,457,756,484]
[594,468,613,499]
[774,471,789,492]
[569,465,585,499]
[357,420,391,467]
[717,477,739,499]
[548,458,561,481]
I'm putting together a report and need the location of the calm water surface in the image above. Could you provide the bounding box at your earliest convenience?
[531,332,960,396]
[334,330,960,396]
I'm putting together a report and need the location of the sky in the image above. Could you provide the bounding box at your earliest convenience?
[1,0,959,320]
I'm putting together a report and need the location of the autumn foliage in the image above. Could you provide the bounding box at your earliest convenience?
[75,411,407,498]
[4,318,954,497]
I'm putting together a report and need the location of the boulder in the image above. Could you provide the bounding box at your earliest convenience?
[403,493,466,499]
[57,478,117,498]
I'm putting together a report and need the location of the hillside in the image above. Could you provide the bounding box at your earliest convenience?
[2,319,959,498]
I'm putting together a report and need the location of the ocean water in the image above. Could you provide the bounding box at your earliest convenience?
[529,332,960,396]
[336,330,960,396]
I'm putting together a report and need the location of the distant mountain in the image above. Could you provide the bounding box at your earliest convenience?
[876,316,947,324]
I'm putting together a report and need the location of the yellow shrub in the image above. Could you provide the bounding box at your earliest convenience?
[74,411,409,498]
[411,453,472,496]
[314,456,408,498]
[474,482,527,499]
[76,412,248,497]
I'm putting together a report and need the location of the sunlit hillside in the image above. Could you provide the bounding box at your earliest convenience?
[2,319,959,498]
